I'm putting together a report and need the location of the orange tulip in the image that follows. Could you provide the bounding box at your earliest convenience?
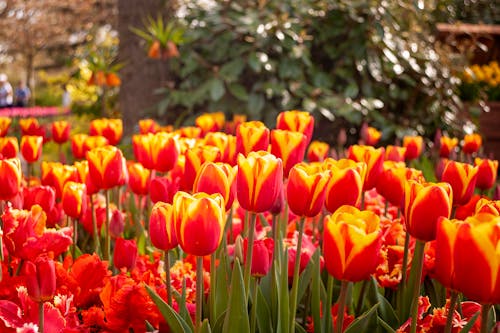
[323,205,382,281]
[307,140,330,162]
[133,132,180,172]
[287,163,329,217]
[474,158,498,191]
[86,145,127,190]
[149,202,178,251]
[41,162,78,199]
[0,116,11,137]
[204,132,237,166]
[193,162,236,211]
[270,129,307,176]
[0,136,18,159]
[71,134,88,159]
[403,180,452,241]
[113,238,138,270]
[385,145,406,162]
[439,136,458,158]
[376,162,424,207]
[362,126,382,146]
[20,135,43,163]
[127,162,151,196]
[138,118,159,134]
[435,214,500,304]
[62,181,87,219]
[173,191,225,256]
[347,145,384,190]
[441,160,478,206]
[52,120,71,144]
[276,110,314,145]
[176,126,201,139]
[237,151,284,213]
[324,159,366,213]
[89,118,123,146]
[195,112,225,135]
[184,145,220,191]
[0,158,21,200]
[236,121,270,156]
[462,133,482,155]
[403,135,423,161]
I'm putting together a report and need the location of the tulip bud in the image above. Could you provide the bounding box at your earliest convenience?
[243,237,274,277]
[113,238,138,271]
[0,136,18,159]
[62,181,87,219]
[149,202,177,251]
[52,120,71,144]
[0,158,22,201]
[24,255,56,302]
[20,135,43,163]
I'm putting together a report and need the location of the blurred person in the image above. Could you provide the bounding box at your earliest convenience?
[61,84,71,108]
[14,81,31,107]
[0,73,13,108]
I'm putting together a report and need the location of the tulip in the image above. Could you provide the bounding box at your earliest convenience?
[276,110,314,145]
[71,134,88,159]
[270,129,308,176]
[287,163,329,217]
[475,198,500,216]
[307,140,330,162]
[243,237,274,277]
[113,238,138,271]
[441,160,478,206]
[133,132,180,172]
[82,135,109,156]
[195,112,225,135]
[62,181,87,219]
[138,118,159,134]
[86,145,127,191]
[19,117,43,137]
[0,136,18,159]
[127,162,151,196]
[24,255,56,302]
[0,116,11,137]
[347,145,384,191]
[324,159,366,213]
[173,191,225,256]
[41,162,78,199]
[150,202,178,251]
[193,162,236,211]
[439,136,458,158]
[51,120,70,144]
[474,158,498,191]
[362,126,382,146]
[176,126,201,139]
[0,158,22,201]
[385,145,406,162]
[236,121,270,156]
[89,118,123,145]
[204,132,237,165]
[237,151,283,213]
[184,145,220,191]
[403,180,452,242]
[150,176,179,204]
[462,133,482,155]
[403,136,423,161]
[376,162,424,207]
[23,185,56,214]
[20,135,43,163]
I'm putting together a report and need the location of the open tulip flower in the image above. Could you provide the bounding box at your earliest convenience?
[441,160,478,206]
[236,120,270,156]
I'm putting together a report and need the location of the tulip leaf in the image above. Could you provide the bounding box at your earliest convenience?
[200,319,212,333]
[212,311,227,333]
[144,284,193,333]
[365,277,398,327]
[297,248,317,304]
[145,320,155,331]
[277,248,290,333]
[215,247,229,320]
[210,78,225,101]
[256,286,273,333]
[311,250,322,333]
[176,276,195,330]
[377,317,396,333]
[344,303,379,333]
[425,278,446,308]
[222,259,250,333]
[459,311,480,333]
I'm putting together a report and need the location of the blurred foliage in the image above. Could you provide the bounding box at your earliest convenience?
[435,0,500,24]
[148,0,469,142]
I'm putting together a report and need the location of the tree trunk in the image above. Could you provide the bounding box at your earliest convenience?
[117,0,169,136]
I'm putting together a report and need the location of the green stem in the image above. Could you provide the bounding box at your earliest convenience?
[210,252,216,323]
[324,275,334,333]
[243,212,257,297]
[336,280,350,333]
[399,230,411,317]
[444,290,459,333]
[165,251,172,306]
[104,189,110,262]
[72,218,78,259]
[90,195,100,256]
[355,279,369,315]
[289,217,306,332]
[480,304,491,333]
[360,191,366,210]
[409,240,426,333]
[38,301,44,333]
[196,256,204,333]
[250,277,258,333]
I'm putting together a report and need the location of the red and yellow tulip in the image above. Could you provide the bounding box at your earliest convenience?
[474,158,498,191]
[195,112,225,135]
[403,135,423,161]
[462,133,482,155]
[132,132,180,172]
[0,136,19,159]
[376,162,424,207]
[86,145,127,190]
[193,162,236,211]
[138,118,159,134]
[307,140,330,162]
[270,129,308,176]
[149,201,178,251]
[385,145,406,162]
[439,136,458,158]
[184,145,221,191]
[0,116,11,137]
[0,157,21,200]
[52,120,71,144]
[236,121,270,156]
[324,159,366,213]
[89,118,123,146]
[276,110,314,145]
[347,145,384,190]
[127,162,151,196]
[62,181,87,219]
[20,135,43,163]
[287,163,329,217]
[441,160,478,206]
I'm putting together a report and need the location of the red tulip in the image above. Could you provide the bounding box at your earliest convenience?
[127,162,151,195]
[270,129,307,176]
[0,158,21,201]
[439,136,458,158]
[462,133,482,155]
[86,146,127,190]
[62,181,87,219]
[441,160,478,206]
[385,145,406,162]
[403,136,423,161]
[307,140,330,162]
[149,202,178,251]
[23,185,56,214]
[52,120,71,144]
[324,159,366,213]
[150,176,179,204]
[113,238,138,271]
[287,163,329,217]
[24,255,56,302]
[347,145,384,190]
[0,136,18,159]
[243,237,274,277]
[0,116,11,137]
[474,158,498,191]
[20,135,43,163]
[193,162,236,211]
[89,118,123,145]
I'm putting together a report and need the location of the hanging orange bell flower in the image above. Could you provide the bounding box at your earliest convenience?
[474,158,498,191]
[113,238,138,271]
[62,181,87,219]
[20,135,43,163]
[0,116,11,137]
[90,118,123,146]
[403,180,453,241]
[204,132,237,166]
[52,120,71,144]
[270,129,308,177]
[435,214,500,304]
[439,136,458,158]
[307,140,330,162]
[184,145,220,191]
[164,41,180,58]
[403,135,423,161]
[149,201,178,251]
[41,162,78,199]
[195,112,225,136]
[127,162,151,196]
[173,191,225,256]
[0,136,19,159]
[385,145,406,162]
[105,73,121,87]
[193,162,236,211]
[323,205,383,282]
[347,145,385,191]
[138,119,159,134]
[148,40,161,59]
[276,110,315,145]
[376,162,425,207]
[462,133,482,155]
[132,132,180,172]
[236,121,270,156]
[324,159,367,213]
[237,151,284,213]
[441,160,478,206]
[287,163,329,217]
[0,157,21,201]
[24,255,56,302]
[86,145,127,190]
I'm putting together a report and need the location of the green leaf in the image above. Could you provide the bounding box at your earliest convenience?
[212,311,227,333]
[256,286,273,333]
[144,284,193,333]
[210,78,226,101]
[344,303,379,333]
[200,319,212,333]
[220,59,245,82]
[222,259,250,333]
[277,248,290,333]
[344,82,359,98]
[247,93,265,119]
[311,251,322,333]
[215,248,229,320]
[459,311,480,333]
[228,83,249,101]
[297,249,316,303]
[377,317,396,333]
[248,53,261,72]
[365,277,398,327]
